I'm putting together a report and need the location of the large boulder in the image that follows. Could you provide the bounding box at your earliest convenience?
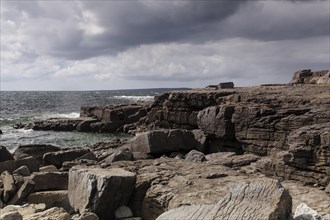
[43,148,91,168]
[129,129,206,155]
[68,167,136,220]
[0,146,14,162]
[1,171,16,203]
[157,179,292,220]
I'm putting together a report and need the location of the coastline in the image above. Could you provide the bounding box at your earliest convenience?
[0,69,329,220]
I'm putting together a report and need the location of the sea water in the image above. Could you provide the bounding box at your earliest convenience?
[0,88,185,151]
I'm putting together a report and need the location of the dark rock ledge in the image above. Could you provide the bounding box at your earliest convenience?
[1,69,329,220]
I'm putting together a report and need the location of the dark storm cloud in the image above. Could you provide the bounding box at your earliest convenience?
[2,0,328,60]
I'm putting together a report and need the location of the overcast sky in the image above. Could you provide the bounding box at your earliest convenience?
[1,0,329,91]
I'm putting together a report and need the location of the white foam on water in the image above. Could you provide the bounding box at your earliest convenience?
[41,112,80,119]
[113,95,154,102]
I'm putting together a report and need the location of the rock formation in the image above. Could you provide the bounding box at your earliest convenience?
[157,179,292,220]
[1,69,329,220]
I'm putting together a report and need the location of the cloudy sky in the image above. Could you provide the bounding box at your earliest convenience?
[1,0,329,91]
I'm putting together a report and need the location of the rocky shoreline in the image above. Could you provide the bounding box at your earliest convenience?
[1,69,329,220]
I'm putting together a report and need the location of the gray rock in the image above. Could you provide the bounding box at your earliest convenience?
[130,129,206,155]
[218,82,234,89]
[39,165,58,172]
[294,203,324,220]
[77,152,98,161]
[185,150,205,162]
[13,166,31,176]
[325,183,330,194]
[1,171,16,203]
[105,149,133,163]
[77,119,100,132]
[28,190,71,212]
[197,105,235,140]
[13,144,60,162]
[157,179,292,220]
[43,148,91,168]
[8,179,35,205]
[68,167,136,220]
[25,207,71,220]
[115,206,133,219]
[290,69,330,84]
[0,146,14,162]
[77,212,100,220]
[30,172,68,191]
[0,211,23,220]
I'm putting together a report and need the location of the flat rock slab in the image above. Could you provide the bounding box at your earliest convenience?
[157,179,292,220]
[68,167,136,220]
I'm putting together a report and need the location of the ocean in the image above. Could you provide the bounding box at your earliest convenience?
[0,88,185,152]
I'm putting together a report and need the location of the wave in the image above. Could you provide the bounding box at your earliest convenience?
[113,95,154,102]
[41,112,80,119]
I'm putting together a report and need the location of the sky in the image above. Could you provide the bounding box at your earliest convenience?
[1,0,329,91]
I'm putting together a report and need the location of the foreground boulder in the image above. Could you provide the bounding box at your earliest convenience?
[157,179,292,220]
[68,167,136,220]
[129,129,207,155]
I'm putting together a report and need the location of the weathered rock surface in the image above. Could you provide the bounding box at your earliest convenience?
[68,167,136,220]
[39,165,58,172]
[256,122,330,186]
[184,149,206,162]
[157,179,292,220]
[0,203,47,219]
[25,207,71,220]
[1,171,16,203]
[8,179,35,205]
[206,152,261,168]
[104,148,133,163]
[13,166,30,176]
[28,190,71,212]
[32,118,88,131]
[129,129,206,155]
[80,104,148,133]
[0,211,23,220]
[146,90,235,129]
[30,172,68,191]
